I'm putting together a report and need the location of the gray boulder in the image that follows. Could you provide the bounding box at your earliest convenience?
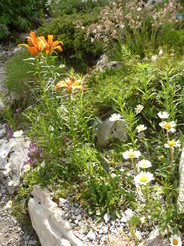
[93,117,127,148]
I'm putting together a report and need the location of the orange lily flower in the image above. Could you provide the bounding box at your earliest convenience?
[56,78,84,92]
[40,35,63,54]
[18,31,46,56]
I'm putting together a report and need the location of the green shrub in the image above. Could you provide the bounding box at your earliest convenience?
[49,0,110,16]
[37,12,103,69]
[0,0,47,40]
[4,50,37,94]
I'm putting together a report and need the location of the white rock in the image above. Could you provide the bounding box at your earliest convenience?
[59,197,67,205]
[86,231,96,241]
[94,117,127,147]
[28,185,83,246]
[104,212,111,224]
[120,215,127,223]
[124,208,134,219]
[12,46,22,55]
[76,214,82,221]
[28,239,37,245]
[135,230,142,241]
[138,227,169,246]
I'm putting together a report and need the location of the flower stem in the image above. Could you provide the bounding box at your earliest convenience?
[170,148,173,172]
[131,158,137,175]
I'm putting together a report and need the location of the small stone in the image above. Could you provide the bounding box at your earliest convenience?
[74,208,81,216]
[120,215,127,223]
[99,226,108,234]
[111,220,115,226]
[76,214,82,221]
[135,230,142,241]
[110,226,117,234]
[28,239,37,245]
[124,208,134,219]
[74,219,78,224]
[74,202,79,207]
[86,231,96,241]
[104,212,111,223]
[59,198,67,205]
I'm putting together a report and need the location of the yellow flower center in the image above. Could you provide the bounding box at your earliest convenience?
[163,123,171,129]
[173,239,178,245]
[128,152,136,158]
[25,166,30,171]
[8,202,12,207]
[141,163,147,168]
[168,141,176,147]
[140,175,148,183]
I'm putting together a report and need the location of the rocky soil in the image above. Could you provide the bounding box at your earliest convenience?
[0,43,41,246]
[0,182,40,246]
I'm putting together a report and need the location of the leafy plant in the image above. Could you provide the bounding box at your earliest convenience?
[0,0,46,40]
[37,12,103,70]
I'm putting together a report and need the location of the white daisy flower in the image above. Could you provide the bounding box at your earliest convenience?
[138,159,152,169]
[157,111,169,119]
[151,55,157,62]
[122,149,141,159]
[169,235,182,246]
[164,140,181,149]
[8,180,14,186]
[10,141,16,148]
[5,200,12,208]
[137,7,142,11]
[137,124,147,133]
[13,130,23,138]
[159,49,163,55]
[23,164,30,172]
[109,113,122,121]
[159,121,176,133]
[135,104,144,114]
[134,172,154,185]
[0,150,9,158]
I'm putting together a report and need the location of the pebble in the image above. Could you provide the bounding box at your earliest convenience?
[104,212,111,224]
[87,231,96,241]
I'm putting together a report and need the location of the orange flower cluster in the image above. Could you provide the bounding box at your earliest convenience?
[56,78,84,92]
[18,31,63,56]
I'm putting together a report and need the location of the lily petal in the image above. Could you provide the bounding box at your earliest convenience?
[56,81,67,89]
[48,35,53,46]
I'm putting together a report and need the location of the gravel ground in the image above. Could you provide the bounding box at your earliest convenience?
[0,183,40,246]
